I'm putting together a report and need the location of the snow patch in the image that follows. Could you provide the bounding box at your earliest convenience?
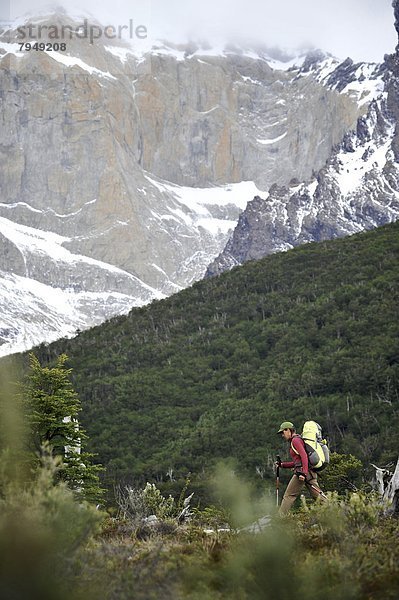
[48,52,117,79]
[0,270,147,358]
[0,41,24,58]
[313,57,340,82]
[333,126,394,196]
[265,54,306,71]
[144,176,264,212]
[146,43,308,71]
[197,218,237,235]
[0,216,161,295]
[104,45,135,63]
[341,76,385,108]
[0,199,97,219]
[0,201,42,214]
[307,180,318,197]
[257,132,287,145]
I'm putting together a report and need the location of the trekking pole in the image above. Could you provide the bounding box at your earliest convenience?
[308,482,328,500]
[276,455,281,507]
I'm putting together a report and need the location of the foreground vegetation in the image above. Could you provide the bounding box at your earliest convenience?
[1,452,398,599]
[90,490,399,600]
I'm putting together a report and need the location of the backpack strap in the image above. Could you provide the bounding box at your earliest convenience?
[290,434,303,455]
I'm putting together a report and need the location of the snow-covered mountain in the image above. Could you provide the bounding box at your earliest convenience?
[206,95,399,275]
[206,38,399,276]
[0,179,260,356]
[0,8,392,355]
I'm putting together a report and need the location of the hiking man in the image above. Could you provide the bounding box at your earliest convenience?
[276,421,327,514]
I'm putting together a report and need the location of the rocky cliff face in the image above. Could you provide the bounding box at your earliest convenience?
[206,10,399,276]
[0,10,388,354]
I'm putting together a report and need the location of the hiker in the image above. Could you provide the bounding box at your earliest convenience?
[276,421,327,514]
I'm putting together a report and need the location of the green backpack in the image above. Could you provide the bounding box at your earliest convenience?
[292,421,330,471]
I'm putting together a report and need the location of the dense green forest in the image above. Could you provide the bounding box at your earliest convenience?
[17,221,399,491]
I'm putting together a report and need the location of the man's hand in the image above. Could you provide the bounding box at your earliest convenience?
[298,474,305,482]
[275,459,282,468]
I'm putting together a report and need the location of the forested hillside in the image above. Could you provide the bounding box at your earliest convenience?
[29,222,399,490]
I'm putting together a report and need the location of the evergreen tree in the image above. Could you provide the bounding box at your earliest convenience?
[24,353,103,503]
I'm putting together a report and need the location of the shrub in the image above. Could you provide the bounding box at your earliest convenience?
[318,452,363,494]
[0,450,102,600]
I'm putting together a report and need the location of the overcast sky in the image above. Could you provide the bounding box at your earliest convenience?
[7,0,397,62]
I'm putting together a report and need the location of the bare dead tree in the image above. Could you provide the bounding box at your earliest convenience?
[166,467,175,482]
[371,457,399,514]
[383,458,399,514]
[114,484,147,521]
[177,492,194,523]
[255,465,266,479]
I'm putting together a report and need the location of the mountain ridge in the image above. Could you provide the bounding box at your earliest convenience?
[206,38,398,276]
[0,8,392,355]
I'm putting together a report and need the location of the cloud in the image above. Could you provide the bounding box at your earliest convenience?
[10,0,397,62]
[149,0,396,62]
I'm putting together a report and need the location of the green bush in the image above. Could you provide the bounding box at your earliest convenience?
[0,450,102,600]
[142,482,175,518]
[294,492,399,600]
[318,452,363,493]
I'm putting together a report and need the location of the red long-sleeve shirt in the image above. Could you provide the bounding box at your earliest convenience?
[281,435,309,475]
